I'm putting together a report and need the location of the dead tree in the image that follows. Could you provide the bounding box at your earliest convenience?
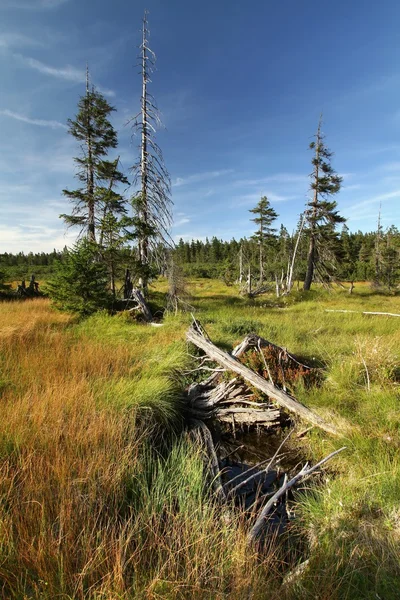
[130,11,172,297]
[287,213,306,293]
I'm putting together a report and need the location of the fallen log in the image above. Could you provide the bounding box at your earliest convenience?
[187,325,339,436]
[216,407,280,425]
[325,309,400,318]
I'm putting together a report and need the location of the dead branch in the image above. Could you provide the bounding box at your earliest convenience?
[247,447,346,543]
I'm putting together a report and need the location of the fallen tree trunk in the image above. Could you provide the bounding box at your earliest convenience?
[187,325,339,436]
[325,309,400,318]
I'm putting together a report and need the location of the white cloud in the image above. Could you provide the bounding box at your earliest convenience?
[173,217,190,227]
[1,0,70,9]
[346,189,400,214]
[15,55,116,97]
[172,169,234,188]
[0,109,67,129]
[0,33,43,48]
[0,225,75,253]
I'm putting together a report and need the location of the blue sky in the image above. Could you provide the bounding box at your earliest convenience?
[1,0,400,252]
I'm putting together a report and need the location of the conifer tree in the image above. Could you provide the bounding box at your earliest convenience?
[48,239,111,316]
[249,196,278,283]
[61,68,119,242]
[303,116,344,290]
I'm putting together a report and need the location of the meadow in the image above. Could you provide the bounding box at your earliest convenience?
[0,279,400,599]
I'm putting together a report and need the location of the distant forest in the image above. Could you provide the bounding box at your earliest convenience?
[2,223,399,288]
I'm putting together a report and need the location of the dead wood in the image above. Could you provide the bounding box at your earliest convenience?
[130,287,152,321]
[325,309,400,318]
[187,325,339,436]
[247,446,346,543]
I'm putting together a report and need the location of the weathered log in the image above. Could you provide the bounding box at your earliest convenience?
[325,309,400,318]
[247,447,346,543]
[216,407,280,425]
[187,326,339,436]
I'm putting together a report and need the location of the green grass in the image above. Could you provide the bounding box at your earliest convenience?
[1,280,400,598]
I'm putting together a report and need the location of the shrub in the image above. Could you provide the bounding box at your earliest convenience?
[47,239,111,316]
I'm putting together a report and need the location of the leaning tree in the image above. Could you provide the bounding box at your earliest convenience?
[130,11,172,296]
[303,116,344,291]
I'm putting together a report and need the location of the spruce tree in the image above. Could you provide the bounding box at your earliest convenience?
[303,116,344,290]
[48,239,111,316]
[249,196,278,283]
[61,69,119,242]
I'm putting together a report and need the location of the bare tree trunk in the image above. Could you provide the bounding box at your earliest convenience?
[247,265,252,296]
[139,14,150,296]
[259,242,264,284]
[287,213,306,293]
[238,244,243,284]
[275,274,280,298]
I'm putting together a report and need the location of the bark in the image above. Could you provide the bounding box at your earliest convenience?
[130,287,152,321]
[287,214,306,293]
[139,14,149,296]
[187,326,339,436]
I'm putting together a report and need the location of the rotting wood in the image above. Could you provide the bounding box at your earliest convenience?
[187,325,339,436]
[247,446,346,543]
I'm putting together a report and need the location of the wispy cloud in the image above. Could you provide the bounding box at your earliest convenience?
[173,217,190,227]
[0,33,43,48]
[1,0,70,9]
[0,109,67,130]
[172,169,234,188]
[233,173,307,187]
[346,189,400,214]
[15,54,116,97]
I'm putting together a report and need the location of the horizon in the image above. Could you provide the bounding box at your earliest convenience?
[1,0,400,253]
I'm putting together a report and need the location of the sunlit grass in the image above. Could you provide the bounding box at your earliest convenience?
[1,282,400,598]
